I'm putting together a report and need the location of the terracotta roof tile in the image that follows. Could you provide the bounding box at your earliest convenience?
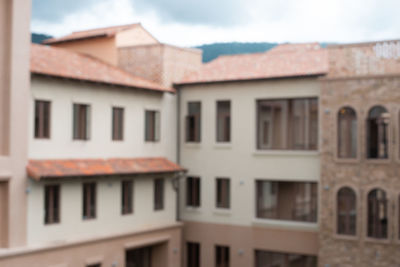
[43,23,141,44]
[31,44,174,93]
[178,43,328,85]
[27,158,185,180]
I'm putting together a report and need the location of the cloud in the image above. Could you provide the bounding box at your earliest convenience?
[131,0,248,26]
[32,0,98,22]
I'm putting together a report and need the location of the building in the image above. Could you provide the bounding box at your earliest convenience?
[319,40,400,267]
[175,43,327,267]
[1,4,400,265]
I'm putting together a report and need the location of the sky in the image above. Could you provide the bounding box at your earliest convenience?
[31,0,400,47]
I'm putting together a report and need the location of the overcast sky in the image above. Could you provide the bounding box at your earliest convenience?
[31,0,400,47]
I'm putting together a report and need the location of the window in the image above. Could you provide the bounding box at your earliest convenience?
[367,106,389,159]
[186,102,201,142]
[255,250,317,267]
[337,187,356,235]
[83,182,96,220]
[256,181,317,223]
[34,100,51,138]
[186,177,200,207]
[121,180,133,215]
[145,110,160,141]
[73,103,90,140]
[112,107,124,141]
[216,101,231,142]
[126,247,152,267]
[338,107,357,158]
[367,188,388,239]
[216,178,230,209]
[215,245,229,267]
[87,264,101,267]
[187,242,200,267]
[44,184,60,224]
[154,178,164,210]
[257,98,318,150]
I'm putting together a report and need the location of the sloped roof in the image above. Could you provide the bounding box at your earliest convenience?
[178,43,328,85]
[31,44,173,93]
[43,23,144,44]
[27,158,185,180]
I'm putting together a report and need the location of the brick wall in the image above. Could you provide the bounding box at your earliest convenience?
[319,42,400,267]
[118,44,202,87]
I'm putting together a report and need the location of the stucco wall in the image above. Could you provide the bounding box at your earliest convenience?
[52,37,118,65]
[178,78,321,228]
[27,175,177,246]
[29,76,176,161]
[0,224,182,267]
[0,0,31,248]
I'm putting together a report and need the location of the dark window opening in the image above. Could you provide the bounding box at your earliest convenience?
[337,187,356,235]
[367,106,389,159]
[338,107,357,158]
[257,98,318,150]
[126,247,152,267]
[112,107,124,141]
[186,102,201,142]
[187,242,200,267]
[44,184,60,224]
[216,178,230,209]
[256,180,317,223]
[217,101,231,142]
[255,250,317,267]
[83,182,96,220]
[34,100,51,139]
[121,180,133,215]
[145,110,160,141]
[154,178,164,210]
[367,188,388,239]
[216,245,229,267]
[187,177,201,207]
[73,103,90,140]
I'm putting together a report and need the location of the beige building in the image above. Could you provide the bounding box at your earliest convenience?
[175,43,327,267]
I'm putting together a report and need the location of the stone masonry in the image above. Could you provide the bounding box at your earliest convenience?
[319,41,400,267]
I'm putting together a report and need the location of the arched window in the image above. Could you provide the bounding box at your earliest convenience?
[338,107,357,158]
[367,106,389,159]
[337,187,356,235]
[367,189,388,239]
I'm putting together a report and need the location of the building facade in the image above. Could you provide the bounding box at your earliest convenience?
[0,4,400,266]
[318,41,400,267]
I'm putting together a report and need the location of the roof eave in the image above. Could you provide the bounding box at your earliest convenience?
[174,72,328,87]
[31,72,174,94]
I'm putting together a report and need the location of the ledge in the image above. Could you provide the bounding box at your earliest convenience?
[253,150,319,157]
[252,218,319,232]
[0,222,183,259]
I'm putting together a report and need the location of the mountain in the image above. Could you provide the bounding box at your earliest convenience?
[195,42,278,63]
[32,33,52,44]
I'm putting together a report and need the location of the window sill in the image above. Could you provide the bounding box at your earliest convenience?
[334,158,360,164]
[214,143,232,149]
[364,236,391,244]
[333,233,358,241]
[252,218,318,231]
[185,206,201,213]
[213,208,232,216]
[184,143,202,149]
[365,159,391,164]
[253,150,319,157]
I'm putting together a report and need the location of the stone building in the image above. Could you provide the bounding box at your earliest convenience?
[318,40,400,267]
